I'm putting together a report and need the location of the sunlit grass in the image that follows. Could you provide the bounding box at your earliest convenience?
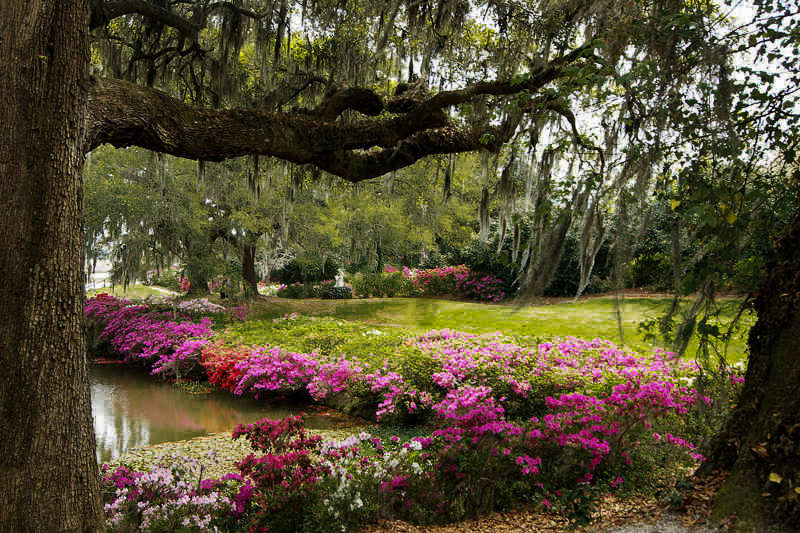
[246,296,752,362]
[86,284,176,299]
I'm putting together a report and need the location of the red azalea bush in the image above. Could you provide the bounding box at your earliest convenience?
[200,343,254,392]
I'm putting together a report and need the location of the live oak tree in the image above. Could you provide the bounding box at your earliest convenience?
[1,0,798,531]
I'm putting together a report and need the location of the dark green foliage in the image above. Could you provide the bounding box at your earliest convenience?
[147,271,181,291]
[319,285,353,299]
[351,272,416,298]
[449,237,519,296]
[277,282,310,298]
[275,256,340,285]
[542,236,584,297]
[543,235,611,297]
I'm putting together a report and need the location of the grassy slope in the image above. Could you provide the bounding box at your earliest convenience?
[87,285,176,299]
[245,296,752,362]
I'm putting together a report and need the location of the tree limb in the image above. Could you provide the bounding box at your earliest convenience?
[91,0,264,35]
[86,44,595,181]
[92,0,199,35]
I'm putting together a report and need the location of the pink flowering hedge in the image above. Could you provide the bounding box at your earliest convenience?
[86,294,237,380]
[350,265,509,302]
[401,265,508,302]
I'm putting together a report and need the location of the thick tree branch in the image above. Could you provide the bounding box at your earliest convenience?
[314,88,385,121]
[91,0,263,35]
[86,44,594,181]
[92,0,199,35]
[314,126,511,181]
[86,77,449,161]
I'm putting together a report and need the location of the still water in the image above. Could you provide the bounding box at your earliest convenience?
[91,363,356,463]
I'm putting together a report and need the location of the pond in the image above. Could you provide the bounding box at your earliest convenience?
[91,363,358,463]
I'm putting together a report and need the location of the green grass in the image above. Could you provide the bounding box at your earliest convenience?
[247,296,753,362]
[87,284,176,299]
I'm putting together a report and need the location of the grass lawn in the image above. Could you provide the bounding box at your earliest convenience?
[246,295,753,362]
[87,284,176,299]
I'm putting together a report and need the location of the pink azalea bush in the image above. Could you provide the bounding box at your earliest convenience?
[86,295,227,380]
[400,265,507,302]
[192,321,717,517]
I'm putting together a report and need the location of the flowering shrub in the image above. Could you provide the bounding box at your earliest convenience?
[201,343,253,392]
[89,298,743,529]
[404,265,470,296]
[202,322,718,513]
[177,298,226,314]
[179,277,191,293]
[151,339,211,379]
[344,265,509,301]
[101,455,242,532]
[215,385,713,530]
[455,273,506,302]
[276,282,308,298]
[231,415,330,531]
[86,295,240,380]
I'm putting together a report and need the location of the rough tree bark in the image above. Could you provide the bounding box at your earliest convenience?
[0,1,103,530]
[701,205,800,531]
[242,244,259,298]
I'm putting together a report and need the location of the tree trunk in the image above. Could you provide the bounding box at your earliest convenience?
[703,206,800,531]
[185,240,211,296]
[242,244,259,298]
[0,1,103,530]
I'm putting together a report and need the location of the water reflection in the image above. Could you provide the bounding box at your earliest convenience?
[91,364,355,463]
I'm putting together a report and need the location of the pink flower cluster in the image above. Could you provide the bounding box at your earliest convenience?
[101,458,237,531]
[399,265,507,302]
[86,295,215,378]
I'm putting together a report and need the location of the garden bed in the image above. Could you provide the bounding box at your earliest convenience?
[87,294,742,532]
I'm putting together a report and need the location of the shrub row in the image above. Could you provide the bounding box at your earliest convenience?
[276,280,354,299]
[277,265,508,302]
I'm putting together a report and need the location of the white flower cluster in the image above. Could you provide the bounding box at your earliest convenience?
[177,298,226,313]
[103,455,232,532]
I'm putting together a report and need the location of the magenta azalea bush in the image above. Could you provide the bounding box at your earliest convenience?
[86,294,231,380]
